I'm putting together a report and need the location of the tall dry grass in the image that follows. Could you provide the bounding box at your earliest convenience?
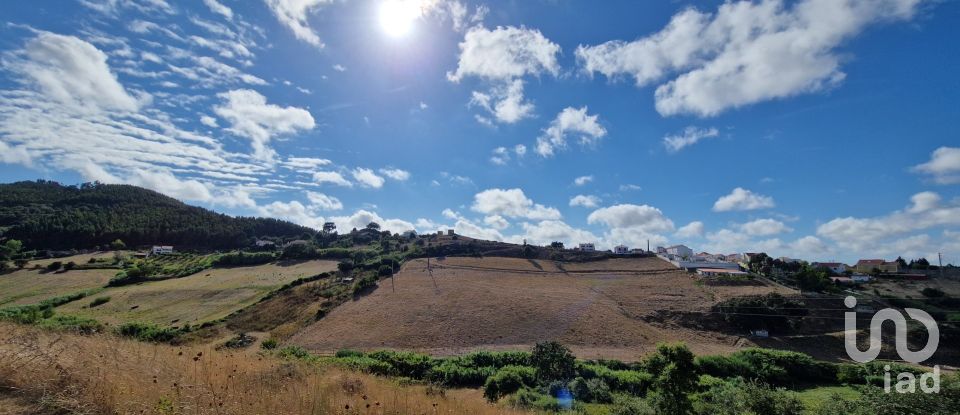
[0,323,526,414]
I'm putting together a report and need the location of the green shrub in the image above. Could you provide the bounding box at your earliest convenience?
[46,261,62,271]
[569,377,613,403]
[261,338,278,350]
[463,350,531,368]
[116,323,181,343]
[696,348,836,386]
[693,378,805,415]
[335,349,364,358]
[428,360,495,387]
[484,365,537,401]
[610,395,656,415]
[352,275,378,295]
[531,341,575,382]
[366,350,435,379]
[277,346,311,359]
[35,314,103,334]
[506,387,561,411]
[335,356,394,376]
[88,296,111,308]
[213,251,275,267]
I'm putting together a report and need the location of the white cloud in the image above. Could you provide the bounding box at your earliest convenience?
[675,221,705,238]
[490,147,511,165]
[419,101,428,110]
[265,0,333,48]
[259,200,324,229]
[913,147,960,185]
[351,167,385,188]
[332,64,346,72]
[740,218,792,236]
[569,195,600,208]
[0,32,267,209]
[472,188,561,220]
[450,25,560,125]
[469,79,535,124]
[619,184,642,191]
[312,171,352,186]
[379,168,411,181]
[514,144,527,157]
[573,175,593,186]
[214,89,315,162]
[447,25,560,82]
[203,0,234,19]
[536,107,606,157]
[514,220,599,247]
[663,126,719,153]
[713,187,775,212]
[817,191,960,254]
[329,210,415,234]
[10,32,145,112]
[306,191,342,211]
[587,204,675,234]
[199,115,218,127]
[283,156,331,170]
[576,0,923,117]
[483,215,510,230]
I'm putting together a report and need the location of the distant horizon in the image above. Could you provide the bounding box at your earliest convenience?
[1,0,959,265]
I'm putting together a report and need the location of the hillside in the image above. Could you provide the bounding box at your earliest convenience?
[289,256,796,360]
[0,180,314,250]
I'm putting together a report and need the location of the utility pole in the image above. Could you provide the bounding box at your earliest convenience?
[939,252,944,279]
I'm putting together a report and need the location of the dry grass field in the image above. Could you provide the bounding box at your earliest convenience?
[0,323,524,415]
[290,257,792,361]
[0,268,114,307]
[58,260,338,326]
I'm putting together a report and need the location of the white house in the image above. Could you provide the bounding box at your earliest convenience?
[254,240,275,248]
[614,245,629,255]
[665,245,693,258]
[851,274,873,283]
[579,243,596,252]
[150,246,173,256]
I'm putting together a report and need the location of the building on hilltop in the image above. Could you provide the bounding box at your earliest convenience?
[579,243,596,252]
[150,245,173,256]
[614,245,629,255]
[855,259,902,273]
[665,245,693,258]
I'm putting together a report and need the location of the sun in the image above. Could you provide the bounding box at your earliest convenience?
[379,0,423,37]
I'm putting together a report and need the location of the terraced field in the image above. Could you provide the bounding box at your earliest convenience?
[58,260,338,326]
[0,268,114,307]
[290,256,792,360]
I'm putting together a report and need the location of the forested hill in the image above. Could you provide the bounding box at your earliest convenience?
[0,181,315,250]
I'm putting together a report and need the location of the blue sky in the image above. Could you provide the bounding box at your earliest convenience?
[1,0,959,264]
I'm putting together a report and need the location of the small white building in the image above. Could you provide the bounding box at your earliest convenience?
[254,240,275,248]
[666,245,693,258]
[579,243,596,252]
[150,246,174,256]
[750,329,770,338]
[696,268,749,277]
[851,274,873,283]
[614,245,629,255]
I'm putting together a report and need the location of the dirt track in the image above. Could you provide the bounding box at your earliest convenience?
[290,257,792,360]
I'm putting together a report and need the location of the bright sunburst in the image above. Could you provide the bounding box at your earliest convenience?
[379,0,423,37]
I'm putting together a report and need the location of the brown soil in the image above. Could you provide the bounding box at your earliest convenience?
[290,257,792,360]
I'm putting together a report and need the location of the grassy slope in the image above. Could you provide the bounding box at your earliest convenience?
[56,260,338,326]
[0,323,525,415]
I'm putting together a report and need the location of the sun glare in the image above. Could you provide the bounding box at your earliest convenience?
[379,0,423,37]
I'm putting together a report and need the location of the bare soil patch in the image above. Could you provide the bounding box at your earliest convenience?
[290,257,790,360]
